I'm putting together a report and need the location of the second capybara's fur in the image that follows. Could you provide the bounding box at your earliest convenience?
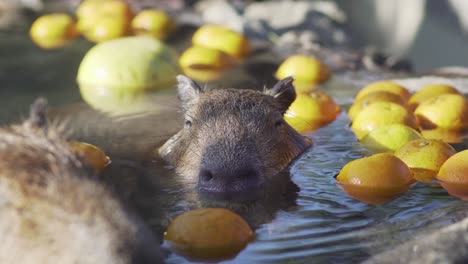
[0,99,163,264]
[159,75,312,200]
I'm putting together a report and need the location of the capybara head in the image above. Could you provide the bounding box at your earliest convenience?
[0,99,163,264]
[159,75,312,200]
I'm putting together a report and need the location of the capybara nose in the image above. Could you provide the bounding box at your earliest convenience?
[198,166,262,199]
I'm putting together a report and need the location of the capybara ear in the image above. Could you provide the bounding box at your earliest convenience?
[266,77,296,113]
[28,97,48,129]
[177,75,203,110]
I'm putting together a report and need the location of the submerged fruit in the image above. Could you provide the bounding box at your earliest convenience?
[276,55,331,85]
[336,153,413,204]
[29,13,79,49]
[351,102,418,140]
[192,25,251,59]
[360,124,422,153]
[437,150,468,200]
[414,93,468,130]
[356,81,411,101]
[68,141,111,173]
[395,139,456,183]
[164,208,253,260]
[284,91,340,133]
[131,9,175,39]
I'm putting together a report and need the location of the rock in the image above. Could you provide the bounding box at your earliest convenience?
[364,216,468,264]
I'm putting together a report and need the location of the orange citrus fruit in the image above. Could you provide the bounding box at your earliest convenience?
[29,13,79,49]
[360,124,422,153]
[351,101,418,140]
[437,150,468,200]
[348,91,408,121]
[414,93,468,130]
[395,139,456,183]
[68,141,111,173]
[192,25,251,60]
[275,55,331,85]
[408,84,461,111]
[164,208,253,260]
[336,153,413,204]
[355,81,411,101]
[284,91,341,133]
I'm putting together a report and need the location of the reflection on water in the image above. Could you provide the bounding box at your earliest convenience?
[3,29,468,264]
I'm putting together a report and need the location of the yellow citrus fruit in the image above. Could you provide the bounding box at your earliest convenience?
[67,141,111,173]
[414,93,468,130]
[348,91,408,121]
[284,91,341,134]
[164,208,253,260]
[408,84,461,111]
[82,15,130,43]
[351,102,418,140]
[76,0,133,36]
[395,139,456,183]
[275,55,331,85]
[355,81,411,101]
[336,153,413,204]
[131,9,175,39]
[179,46,234,71]
[192,25,251,59]
[420,128,466,144]
[437,150,468,200]
[76,0,133,20]
[29,13,79,49]
[360,124,423,153]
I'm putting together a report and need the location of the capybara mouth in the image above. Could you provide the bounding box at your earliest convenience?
[197,179,263,202]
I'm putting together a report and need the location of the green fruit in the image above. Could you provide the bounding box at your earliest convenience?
[77,36,179,111]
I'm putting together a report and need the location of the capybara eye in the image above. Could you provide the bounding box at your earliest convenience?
[275,120,283,129]
[185,120,192,128]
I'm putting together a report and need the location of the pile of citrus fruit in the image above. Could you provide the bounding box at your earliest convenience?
[336,80,468,204]
[179,25,251,82]
[30,0,174,49]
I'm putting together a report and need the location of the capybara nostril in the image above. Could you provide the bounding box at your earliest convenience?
[199,168,214,182]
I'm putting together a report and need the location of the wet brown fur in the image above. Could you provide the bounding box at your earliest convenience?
[159,76,311,188]
[0,100,162,264]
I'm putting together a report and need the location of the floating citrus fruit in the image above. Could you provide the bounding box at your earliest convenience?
[414,93,468,130]
[336,153,413,204]
[355,81,411,101]
[29,13,79,49]
[192,25,251,59]
[275,55,331,85]
[437,150,468,200]
[77,36,178,111]
[76,0,133,41]
[179,46,233,71]
[82,15,130,43]
[348,91,408,121]
[360,124,422,153]
[131,9,175,39]
[284,91,341,134]
[395,139,456,183]
[68,141,111,173]
[351,102,418,140]
[408,84,461,111]
[420,128,466,144]
[164,208,253,260]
